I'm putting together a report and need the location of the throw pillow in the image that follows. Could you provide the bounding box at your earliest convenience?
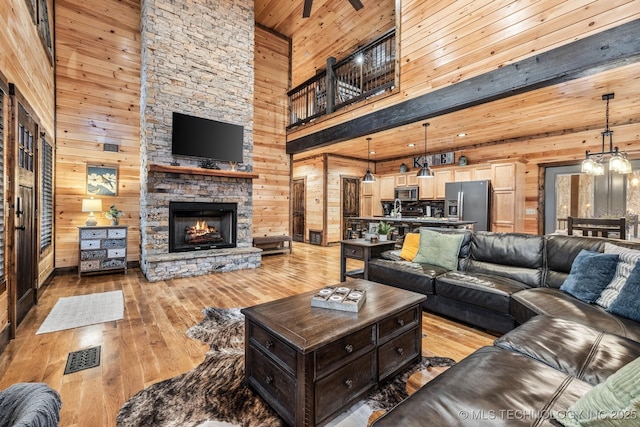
[607,262,640,322]
[413,228,464,271]
[596,243,640,309]
[559,250,619,303]
[554,356,640,427]
[399,233,420,261]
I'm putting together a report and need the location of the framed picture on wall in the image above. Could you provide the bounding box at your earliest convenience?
[87,165,118,196]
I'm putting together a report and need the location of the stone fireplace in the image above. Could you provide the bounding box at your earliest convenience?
[139,0,258,281]
[169,202,237,252]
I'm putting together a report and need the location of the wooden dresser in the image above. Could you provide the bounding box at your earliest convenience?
[78,226,128,277]
[241,280,426,426]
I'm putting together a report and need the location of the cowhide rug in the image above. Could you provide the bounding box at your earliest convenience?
[116,307,456,427]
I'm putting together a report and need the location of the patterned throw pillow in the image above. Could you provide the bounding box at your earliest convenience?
[607,262,640,322]
[596,244,640,309]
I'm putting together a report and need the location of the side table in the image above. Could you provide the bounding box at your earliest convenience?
[340,238,397,282]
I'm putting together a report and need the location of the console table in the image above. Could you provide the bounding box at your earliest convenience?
[340,239,396,282]
[78,226,128,277]
[242,280,426,426]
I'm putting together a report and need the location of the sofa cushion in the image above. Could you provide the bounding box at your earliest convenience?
[467,232,545,288]
[596,243,640,309]
[367,258,446,295]
[555,356,640,427]
[495,315,640,386]
[371,346,592,426]
[399,232,420,261]
[607,261,640,322]
[435,271,530,313]
[545,234,608,288]
[559,250,619,303]
[414,228,464,270]
[511,287,640,342]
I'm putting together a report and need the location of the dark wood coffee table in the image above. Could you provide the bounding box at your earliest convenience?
[241,280,427,426]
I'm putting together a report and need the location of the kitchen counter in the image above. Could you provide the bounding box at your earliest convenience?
[346,216,476,228]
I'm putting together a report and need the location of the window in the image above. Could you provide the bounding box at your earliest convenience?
[41,135,53,252]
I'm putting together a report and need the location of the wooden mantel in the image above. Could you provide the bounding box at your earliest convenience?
[148,164,259,179]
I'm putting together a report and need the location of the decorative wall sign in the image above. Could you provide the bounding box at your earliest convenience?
[87,165,118,196]
[413,152,455,168]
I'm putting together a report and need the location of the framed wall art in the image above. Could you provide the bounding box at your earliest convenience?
[87,164,118,196]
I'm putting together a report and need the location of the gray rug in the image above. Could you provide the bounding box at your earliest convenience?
[116,307,456,427]
[36,290,124,335]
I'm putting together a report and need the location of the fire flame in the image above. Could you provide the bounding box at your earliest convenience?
[194,220,208,230]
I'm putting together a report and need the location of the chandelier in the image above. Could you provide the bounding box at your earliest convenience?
[581,93,632,176]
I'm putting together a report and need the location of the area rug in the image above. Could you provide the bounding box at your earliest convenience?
[36,290,124,335]
[116,307,456,427]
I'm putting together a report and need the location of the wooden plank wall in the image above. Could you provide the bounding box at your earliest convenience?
[55,0,141,268]
[253,27,291,238]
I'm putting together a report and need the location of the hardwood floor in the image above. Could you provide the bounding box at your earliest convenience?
[0,243,495,426]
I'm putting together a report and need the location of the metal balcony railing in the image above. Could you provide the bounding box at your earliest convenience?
[287,29,396,128]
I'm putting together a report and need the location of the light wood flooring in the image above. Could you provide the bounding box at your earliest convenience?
[0,243,495,426]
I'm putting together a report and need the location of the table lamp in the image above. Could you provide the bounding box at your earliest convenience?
[82,198,102,226]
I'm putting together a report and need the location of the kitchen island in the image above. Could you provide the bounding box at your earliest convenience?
[345,216,476,239]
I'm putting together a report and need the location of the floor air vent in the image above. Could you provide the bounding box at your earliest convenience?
[64,346,101,375]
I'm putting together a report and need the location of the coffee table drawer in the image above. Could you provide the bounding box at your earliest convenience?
[343,245,365,259]
[378,327,421,381]
[247,346,296,423]
[249,322,296,374]
[378,305,420,340]
[315,351,376,424]
[315,325,375,374]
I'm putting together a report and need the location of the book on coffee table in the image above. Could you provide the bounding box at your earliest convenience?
[310,286,366,312]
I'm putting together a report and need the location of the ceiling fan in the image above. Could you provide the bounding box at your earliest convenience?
[302,0,364,18]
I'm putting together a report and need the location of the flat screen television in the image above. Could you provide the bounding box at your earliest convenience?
[171,112,243,162]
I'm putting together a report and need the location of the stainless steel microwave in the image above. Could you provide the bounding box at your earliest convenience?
[394,186,419,201]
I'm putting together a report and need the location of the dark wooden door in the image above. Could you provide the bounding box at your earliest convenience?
[292,178,305,242]
[342,177,360,239]
[15,103,37,327]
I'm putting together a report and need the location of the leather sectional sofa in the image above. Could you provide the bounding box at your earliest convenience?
[366,230,640,426]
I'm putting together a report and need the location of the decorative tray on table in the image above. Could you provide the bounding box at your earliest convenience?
[310,286,366,312]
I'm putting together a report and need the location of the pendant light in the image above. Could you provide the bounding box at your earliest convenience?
[363,137,375,182]
[581,93,632,176]
[417,122,434,178]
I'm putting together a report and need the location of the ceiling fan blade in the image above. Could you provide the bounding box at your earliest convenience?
[302,0,313,18]
[347,0,364,11]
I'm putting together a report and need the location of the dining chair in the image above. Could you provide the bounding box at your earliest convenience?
[567,216,626,240]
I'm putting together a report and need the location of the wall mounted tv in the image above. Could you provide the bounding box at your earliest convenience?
[171,112,243,162]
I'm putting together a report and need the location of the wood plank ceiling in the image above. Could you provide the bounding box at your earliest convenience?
[255,0,640,163]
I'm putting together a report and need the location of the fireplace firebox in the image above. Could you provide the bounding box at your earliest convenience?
[169,202,237,252]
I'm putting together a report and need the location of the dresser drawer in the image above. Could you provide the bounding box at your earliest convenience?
[80,249,107,260]
[315,325,375,374]
[102,238,126,249]
[80,239,101,250]
[378,306,420,340]
[378,327,421,381]
[315,351,376,424]
[108,228,127,238]
[247,346,296,424]
[343,245,364,259]
[248,322,296,374]
[80,260,101,271]
[80,229,107,239]
[102,258,126,269]
[107,248,126,258]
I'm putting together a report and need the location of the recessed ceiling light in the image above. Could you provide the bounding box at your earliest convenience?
[457,133,467,137]
[407,143,416,147]
[370,150,376,154]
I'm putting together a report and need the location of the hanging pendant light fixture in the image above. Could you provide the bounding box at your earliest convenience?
[363,137,375,182]
[581,93,632,176]
[417,122,434,178]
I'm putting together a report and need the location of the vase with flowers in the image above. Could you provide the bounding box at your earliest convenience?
[105,205,124,225]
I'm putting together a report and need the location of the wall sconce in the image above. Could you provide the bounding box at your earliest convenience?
[82,198,102,226]
[581,93,633,176]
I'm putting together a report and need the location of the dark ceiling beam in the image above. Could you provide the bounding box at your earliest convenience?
[287,18,640,155]
[302,0,313,18]
[348,0,364,11]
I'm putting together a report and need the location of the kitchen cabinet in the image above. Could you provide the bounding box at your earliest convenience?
[491,161,525,232]
[434,170,453,199]
[395,173,418,187]
[418,176,435,199]
[473,166,493,181]
[453,168,473,182]
[379,175,395,200]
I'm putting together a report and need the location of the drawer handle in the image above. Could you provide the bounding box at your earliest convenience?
[350,249,356,254]
[397,318,405,327]
[265,375,273,384]
[396,347,404,355]
[344,344,353,353]
[344,379,353,389]
[265,340,274,349]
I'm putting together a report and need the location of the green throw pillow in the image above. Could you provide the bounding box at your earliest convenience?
[554,356,640,426]
[413,228,464,271]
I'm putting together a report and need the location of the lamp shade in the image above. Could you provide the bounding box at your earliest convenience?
[82,198,102,213]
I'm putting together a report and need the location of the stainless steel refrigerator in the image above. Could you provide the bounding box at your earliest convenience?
[445,180,492,231]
